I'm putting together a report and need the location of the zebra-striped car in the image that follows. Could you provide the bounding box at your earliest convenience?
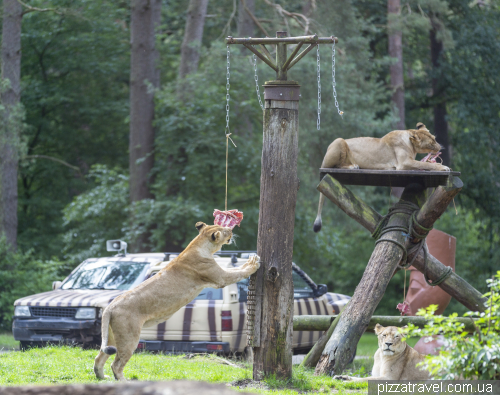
[12,250,350,353]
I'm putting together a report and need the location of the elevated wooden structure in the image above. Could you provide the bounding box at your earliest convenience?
[319,168,461,188]
[312,170,487,377]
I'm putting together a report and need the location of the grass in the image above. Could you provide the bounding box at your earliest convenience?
[0,332,18,351]
[0,332,406,392]
[0,345,368,394]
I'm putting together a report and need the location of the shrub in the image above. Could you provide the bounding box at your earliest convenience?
[406,272,500,379]
[0,239,65,330]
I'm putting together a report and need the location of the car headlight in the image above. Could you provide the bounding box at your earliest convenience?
[14,306,31,317]
[75,307,96,319]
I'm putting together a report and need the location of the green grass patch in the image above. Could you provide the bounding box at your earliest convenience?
[0,346,367,394]
[0,332,18,350]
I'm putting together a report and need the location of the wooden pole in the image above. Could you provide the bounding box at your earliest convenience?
[317,175,487,312]
[249,31,299,380]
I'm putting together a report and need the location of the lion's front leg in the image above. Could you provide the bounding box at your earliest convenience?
[216,255,260,287]
[398,159,450,172]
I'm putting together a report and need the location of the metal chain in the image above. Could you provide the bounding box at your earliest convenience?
[253,54,264,110]
[225,45,231,132]
[316,45,321,130]
[332,41,343,118]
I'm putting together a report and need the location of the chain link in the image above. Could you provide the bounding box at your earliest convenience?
[253,54,264,110]
[332,41,343,118]
[317,45,321,130]
[225,45,231,131]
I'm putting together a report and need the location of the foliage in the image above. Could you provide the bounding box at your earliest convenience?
[0,239,65,330]
[62,165,129,263]
[0,346,366,393]
[406,272,500,380]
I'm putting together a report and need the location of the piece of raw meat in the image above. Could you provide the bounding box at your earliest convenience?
[213,209,244,229]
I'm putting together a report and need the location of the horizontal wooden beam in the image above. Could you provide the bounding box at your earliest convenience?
[226,35,338,45]
[293,315,478,333]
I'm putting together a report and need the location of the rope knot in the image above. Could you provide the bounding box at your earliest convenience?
[371,201,451,286]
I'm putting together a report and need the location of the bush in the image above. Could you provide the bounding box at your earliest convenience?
[406,272,500,379]
[0,239,66,330]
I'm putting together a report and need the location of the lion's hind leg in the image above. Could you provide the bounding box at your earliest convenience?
[322,138,359,169]
[94,325,116,379]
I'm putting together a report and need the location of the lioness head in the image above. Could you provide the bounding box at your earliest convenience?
[375,324,407,356]
[409,123,442,154]
[195,222,234,252]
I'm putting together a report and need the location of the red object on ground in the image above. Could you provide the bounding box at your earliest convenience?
[213,209,243,229]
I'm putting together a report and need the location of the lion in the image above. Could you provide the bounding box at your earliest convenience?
[334,324,431,382]
[313,123,450,232]
[93,222,260,381]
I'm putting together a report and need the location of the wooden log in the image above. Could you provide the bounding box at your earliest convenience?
[317,175,487,313]
[300,305,346,368]
[293,315,479,333]
[413,177,463,238]
[317,174,382,233]
[251,77,299,379]
[315,184,426,376]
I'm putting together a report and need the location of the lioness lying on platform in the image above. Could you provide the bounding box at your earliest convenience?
[334,324,431,382]
[93,222,260,381]
[313,123,450,232]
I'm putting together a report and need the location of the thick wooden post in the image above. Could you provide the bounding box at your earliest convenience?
[250,82,299,380]
[315,184,426,376]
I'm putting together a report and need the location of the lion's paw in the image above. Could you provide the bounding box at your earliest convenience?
[333,375,352,381]
[248,255,260,271]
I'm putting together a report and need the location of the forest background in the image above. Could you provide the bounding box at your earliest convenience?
[0,0,498,329]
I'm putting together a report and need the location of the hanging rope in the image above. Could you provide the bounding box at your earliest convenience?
[371,201,453,286]
[225,45,236,211]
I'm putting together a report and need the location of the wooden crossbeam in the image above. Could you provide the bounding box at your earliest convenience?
[282,42,303,70]
[242,44,277,71]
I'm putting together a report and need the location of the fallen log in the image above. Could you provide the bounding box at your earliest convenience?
[293,315,478,333]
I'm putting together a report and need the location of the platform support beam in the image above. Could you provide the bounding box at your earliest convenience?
[314,176,486,377]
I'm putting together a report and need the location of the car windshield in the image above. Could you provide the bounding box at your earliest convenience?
[293,271,315,298]
[61,260,150,290]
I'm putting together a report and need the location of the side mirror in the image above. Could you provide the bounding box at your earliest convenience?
[314,284,328,297]
[52,281,62,290]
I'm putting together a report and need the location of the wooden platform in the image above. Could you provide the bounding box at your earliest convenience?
[319,168,461,188]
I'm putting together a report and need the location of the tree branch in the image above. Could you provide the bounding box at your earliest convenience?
[17,0,62,15]
[240,0,270,37]
[24,155,83,177]
[262,0,311,35]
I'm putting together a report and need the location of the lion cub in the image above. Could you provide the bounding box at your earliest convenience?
[93,222,260,381]
[335,324,431,382]
[314,123,450,232]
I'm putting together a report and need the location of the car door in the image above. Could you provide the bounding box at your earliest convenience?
[292,270,329,350]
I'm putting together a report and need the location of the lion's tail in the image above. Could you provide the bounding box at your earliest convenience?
[100,308,117,355]
[313,193,324,233]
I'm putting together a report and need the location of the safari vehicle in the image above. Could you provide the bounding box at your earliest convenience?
[12,241,350,353]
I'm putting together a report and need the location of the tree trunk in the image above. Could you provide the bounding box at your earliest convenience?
[129,0,161,251]
[430,18,450,166]
[237,0,254,38]
[388,0,405,130]
[0,0,23,250]
[250,84,300,380]
[178,0,209,79]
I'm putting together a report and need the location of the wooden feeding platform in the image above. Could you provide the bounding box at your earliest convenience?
[310,169,487,377]
[319,168,461,188]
